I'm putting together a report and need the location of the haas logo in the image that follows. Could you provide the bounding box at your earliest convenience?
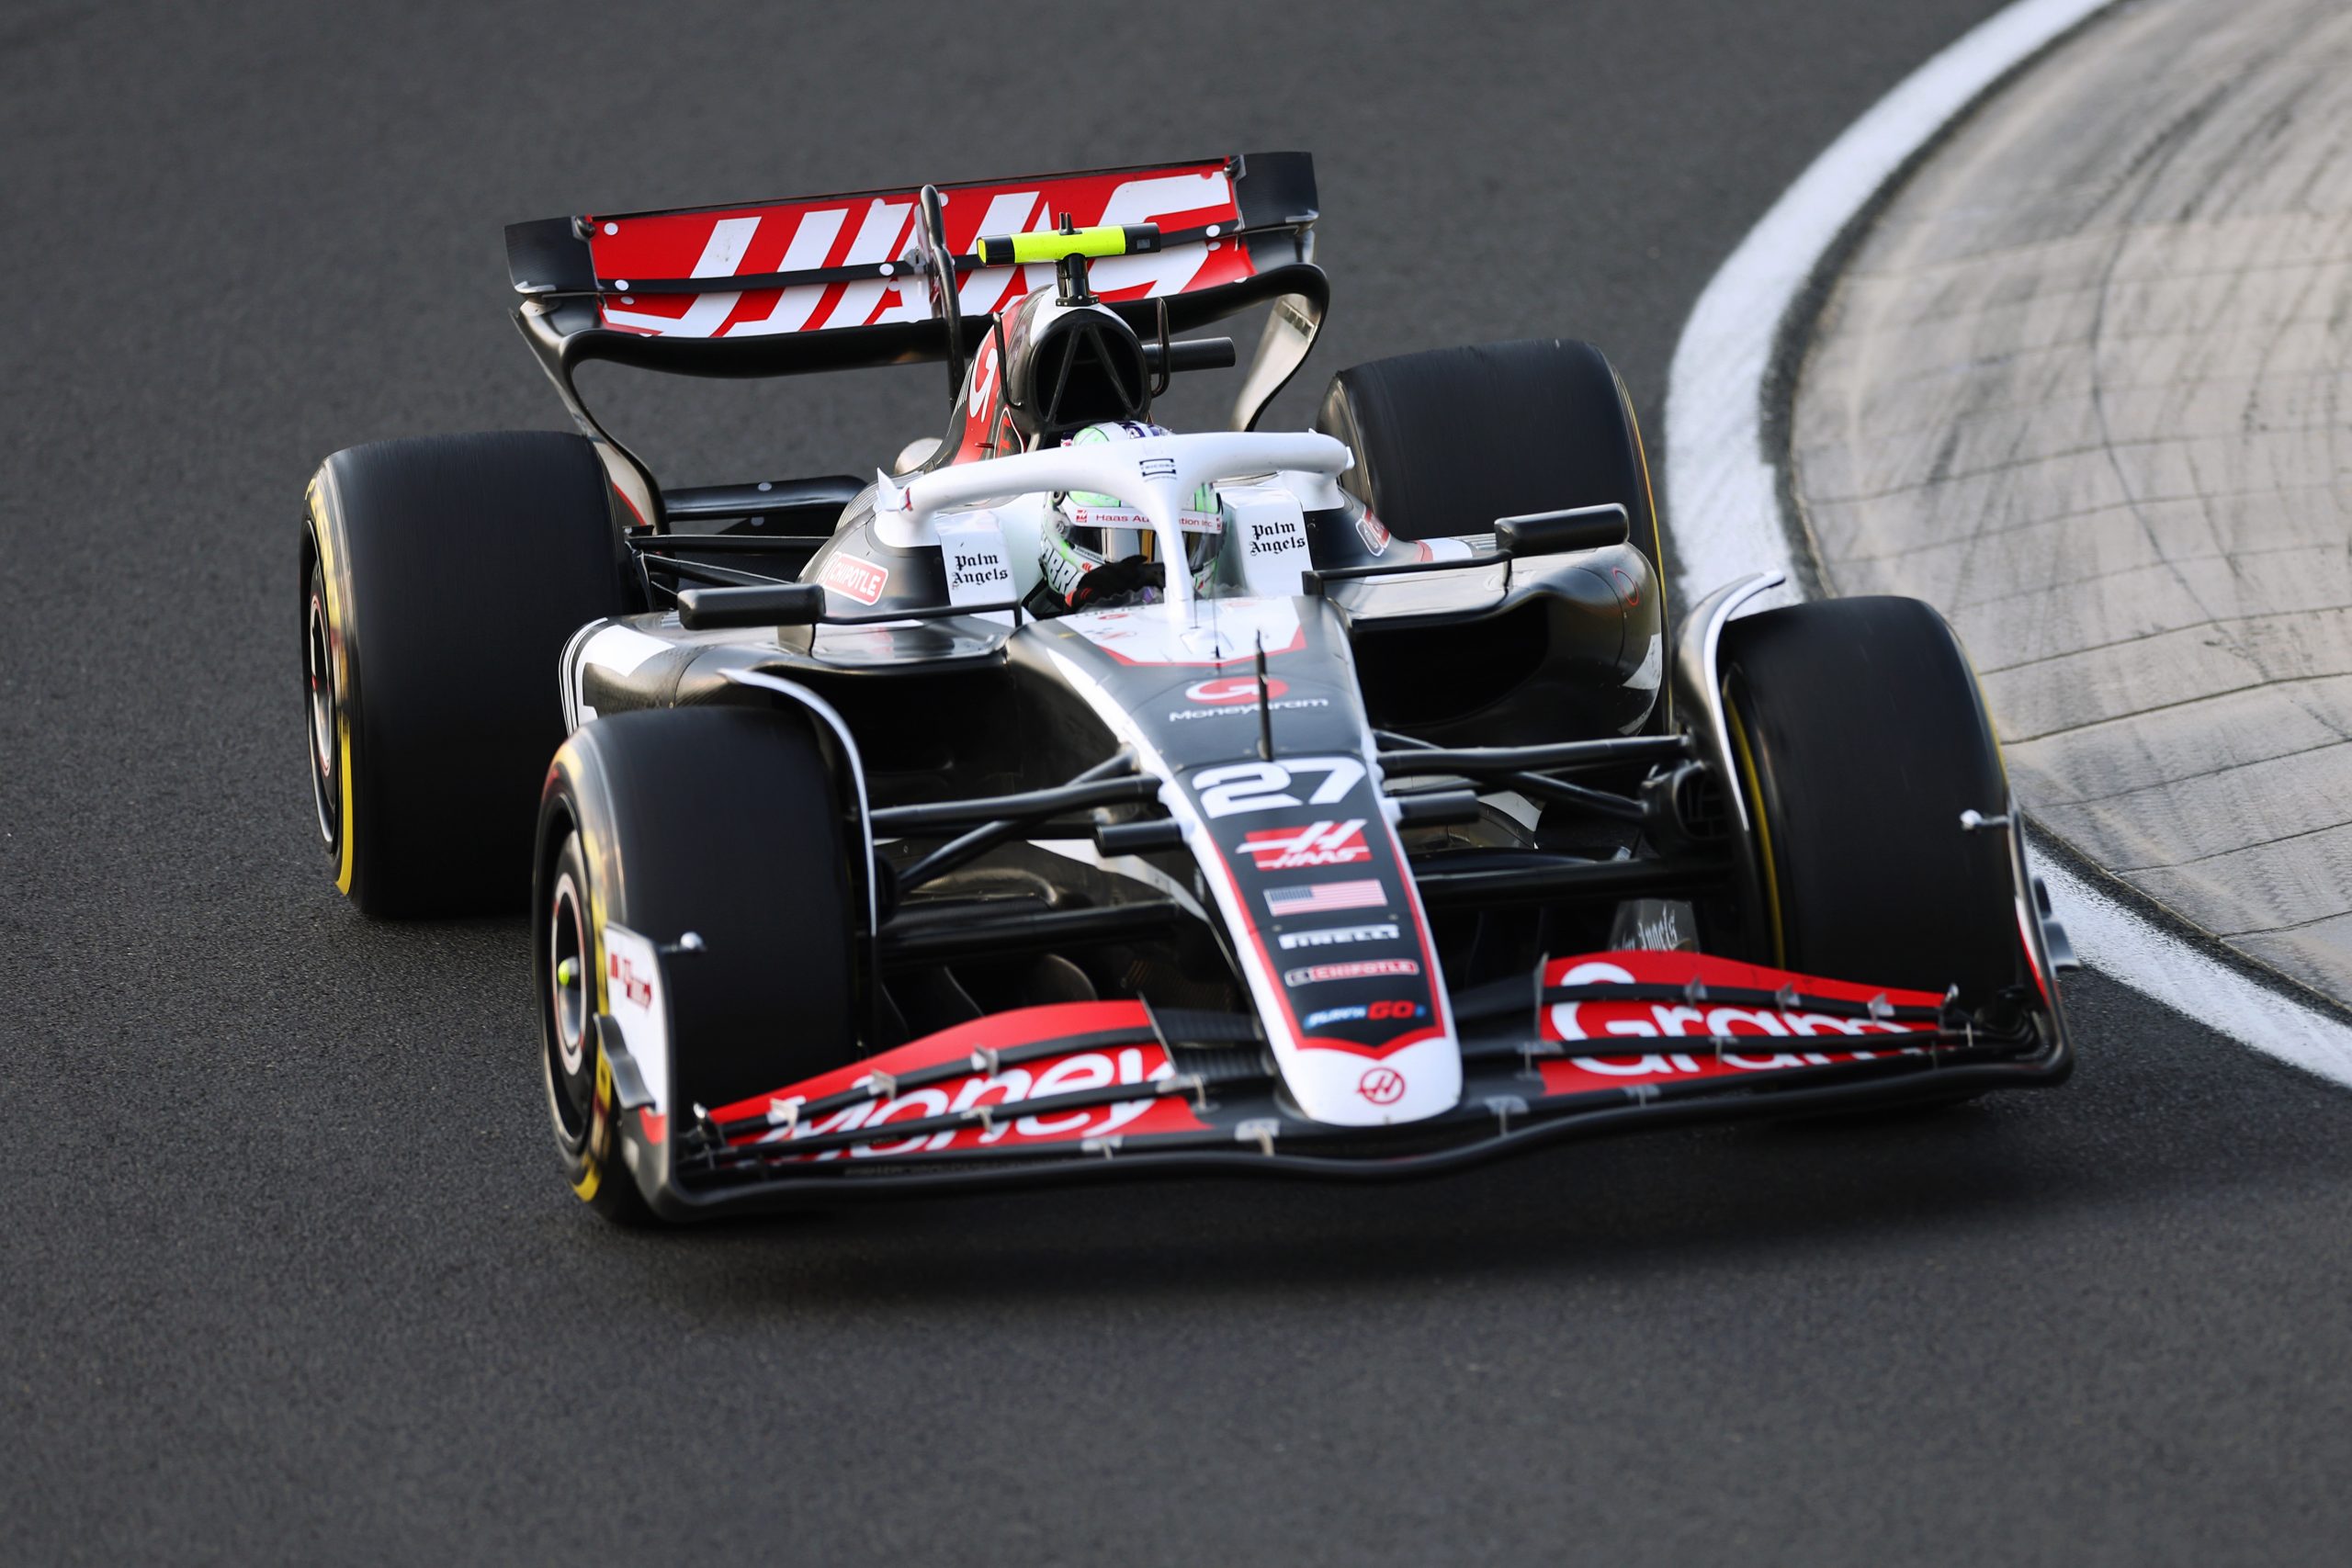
[1187,675,1285,705]
[1242,820,1370,870]
[600,168,1241,340]
[1359,1066,1408,1106]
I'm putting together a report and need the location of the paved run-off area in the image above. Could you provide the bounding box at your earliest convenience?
[1792,0,2352,1003]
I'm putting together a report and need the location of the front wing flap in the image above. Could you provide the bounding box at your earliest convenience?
[616,952,2067,1219]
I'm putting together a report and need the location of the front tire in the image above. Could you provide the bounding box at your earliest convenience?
[1716,595,2028,1010]
[535,705,863,1221]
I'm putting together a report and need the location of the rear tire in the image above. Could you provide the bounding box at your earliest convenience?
[1716,596,2026,1010]
[1314,337,1664,589]
[536,706,862,1221]
[1318,338,1669,741]
[301,431,641,916]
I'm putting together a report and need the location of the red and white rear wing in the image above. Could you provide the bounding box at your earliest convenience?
[504,151,1317,351]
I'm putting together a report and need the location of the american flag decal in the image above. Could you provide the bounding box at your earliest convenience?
[1264,879,1388,918]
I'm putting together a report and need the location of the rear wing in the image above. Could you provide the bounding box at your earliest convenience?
[504,152,1326,514]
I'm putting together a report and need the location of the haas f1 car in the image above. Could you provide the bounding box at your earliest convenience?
[300,152,2076,1221]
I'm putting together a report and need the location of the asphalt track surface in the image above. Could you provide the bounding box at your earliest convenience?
[8,3,2352,1563]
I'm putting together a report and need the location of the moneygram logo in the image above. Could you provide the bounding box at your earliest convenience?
[1240,820,1369,871]
[773,1044,1182,1160]
[1186,675,1285,705]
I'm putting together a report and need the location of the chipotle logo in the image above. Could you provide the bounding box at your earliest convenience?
[820,555,889,605]
[1280,958,1421,987]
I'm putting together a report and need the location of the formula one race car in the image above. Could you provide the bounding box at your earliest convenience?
[300,152,2076,1222]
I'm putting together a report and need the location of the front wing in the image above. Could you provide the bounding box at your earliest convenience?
[598,951,2068,1220]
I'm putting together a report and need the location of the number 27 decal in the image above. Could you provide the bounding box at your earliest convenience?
[1193,757,1368,818]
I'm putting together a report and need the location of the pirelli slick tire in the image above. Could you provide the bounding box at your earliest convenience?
[300,430,641,917]
[536,706,860,1222]
[1313,337,1665,584]
[1318,338,1669,741]
[1716,595,2026,1012]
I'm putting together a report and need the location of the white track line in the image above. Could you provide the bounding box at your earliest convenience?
[2038,853,2352,1082]
[1667,0,2118,611]
[1662,0,2352,1084]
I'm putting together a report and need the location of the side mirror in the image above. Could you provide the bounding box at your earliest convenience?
[676,582,827,630]
[1494,502,1628,558]
[1141,336,1238,375]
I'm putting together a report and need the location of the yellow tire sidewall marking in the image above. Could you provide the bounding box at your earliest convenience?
[1724,686,1787,968]
[572,858,610,1201]
[307,486,359,897]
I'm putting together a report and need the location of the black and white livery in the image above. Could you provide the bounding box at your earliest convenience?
[300,152,2075,1222]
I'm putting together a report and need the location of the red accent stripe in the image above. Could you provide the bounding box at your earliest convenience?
[1089,625,1309,668]
[610,482,647,529]
[709,1000,1151,1123]
[2016,900,2052,1004]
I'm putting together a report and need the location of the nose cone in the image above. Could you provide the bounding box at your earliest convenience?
[1272,1024,1463,1126]
[1170,751,1464,1128]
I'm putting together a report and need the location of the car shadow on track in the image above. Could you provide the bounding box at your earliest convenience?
[560,968,2352,1315]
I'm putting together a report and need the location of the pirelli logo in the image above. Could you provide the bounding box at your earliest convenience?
[1274,922,1400,951]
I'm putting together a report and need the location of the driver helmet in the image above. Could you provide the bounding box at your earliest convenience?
[1054,421,1223,563]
